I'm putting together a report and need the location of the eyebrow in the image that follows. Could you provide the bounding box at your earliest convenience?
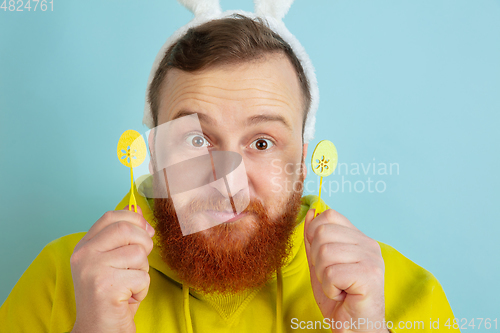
[246,114,291,130]
[171,110,291,130]
[171,110,217,126]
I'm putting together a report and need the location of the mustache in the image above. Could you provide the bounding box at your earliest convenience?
[179,194,265,215]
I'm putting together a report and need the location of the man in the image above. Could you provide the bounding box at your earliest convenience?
[1,14,458,333]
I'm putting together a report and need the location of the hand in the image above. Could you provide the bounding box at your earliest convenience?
[70,205,155,333]
[304,209,387,332]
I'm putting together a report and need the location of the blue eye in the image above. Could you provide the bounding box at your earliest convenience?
[250,138,274,151]
[186,134,210,148]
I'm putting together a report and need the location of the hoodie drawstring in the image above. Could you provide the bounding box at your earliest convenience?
[183,283,193,333]
[182,268,283,333]
[276,268,283,333]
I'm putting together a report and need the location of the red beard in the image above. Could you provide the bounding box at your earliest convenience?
[152,186,303,294]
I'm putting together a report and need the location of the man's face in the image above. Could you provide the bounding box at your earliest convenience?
[157,52,307,220]
[152,52,308,293]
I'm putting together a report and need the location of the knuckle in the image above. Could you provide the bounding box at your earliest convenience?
[115,221,133,237]
[70,251,80,266]
[323,283,336,299]
[139,216,148,231]
[324,209,336,221]
[146,238,154,253]
[127,213,147,232]
[135,245,148,259]
[315,224,327,240]
[324,265,335,281]
[101,211,115,222]
[70,247,86,266]
[368,261,385,278]
[318,243,330,258]
[139,270,150,285]
[129,246,149,270]
[128,250,141,266]
[132,213,146,229]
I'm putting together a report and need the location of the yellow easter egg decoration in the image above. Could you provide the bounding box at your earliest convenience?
[311,140,338,177]
[117,130,147,168]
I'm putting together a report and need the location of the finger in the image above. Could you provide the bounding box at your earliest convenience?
[322,263,369,300]
[84,210,154,244]
[112,269,151,304]
[124,204,143,215]
[88,221,154,253]
[129,276,150,304]
[304,214,328,301]
[304,210,314,258]
[310,223,364,249]
[312,243,365,283]
[303,209,316,242]
[308,223,372,268]
[124,205,154,237]
[303,209,316,271]
[306,209,359,244]
[104,244,151,272]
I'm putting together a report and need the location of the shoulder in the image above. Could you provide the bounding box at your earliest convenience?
[17,232,89,281]
[0,232,87,329]
[377,241,452,317]
[377,241,438,284]
[46,232,87,251]
[38,232,87,264]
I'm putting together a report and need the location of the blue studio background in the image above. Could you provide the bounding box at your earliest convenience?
[1,0,499,325]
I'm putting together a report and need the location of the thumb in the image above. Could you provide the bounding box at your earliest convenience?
[303,208,316,264]
[124,205,154,237]
[124,204,143,216]
[304,208,323,297]
[304,208,316,245]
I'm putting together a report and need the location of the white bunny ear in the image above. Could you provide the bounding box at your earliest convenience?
[253,0,294,21]
[177,0,222,18]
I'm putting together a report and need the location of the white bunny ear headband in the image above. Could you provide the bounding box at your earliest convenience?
[143,0,319,143]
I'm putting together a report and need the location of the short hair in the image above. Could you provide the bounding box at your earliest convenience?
[148,14,311,138]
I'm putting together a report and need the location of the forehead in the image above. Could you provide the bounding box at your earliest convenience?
[157,53,304,128]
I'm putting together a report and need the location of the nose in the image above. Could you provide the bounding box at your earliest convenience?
[163,150,249,199]
[208,151,249,201]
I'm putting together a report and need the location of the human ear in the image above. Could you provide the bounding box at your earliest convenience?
[148,129,156,175]
[302,143,308,179]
